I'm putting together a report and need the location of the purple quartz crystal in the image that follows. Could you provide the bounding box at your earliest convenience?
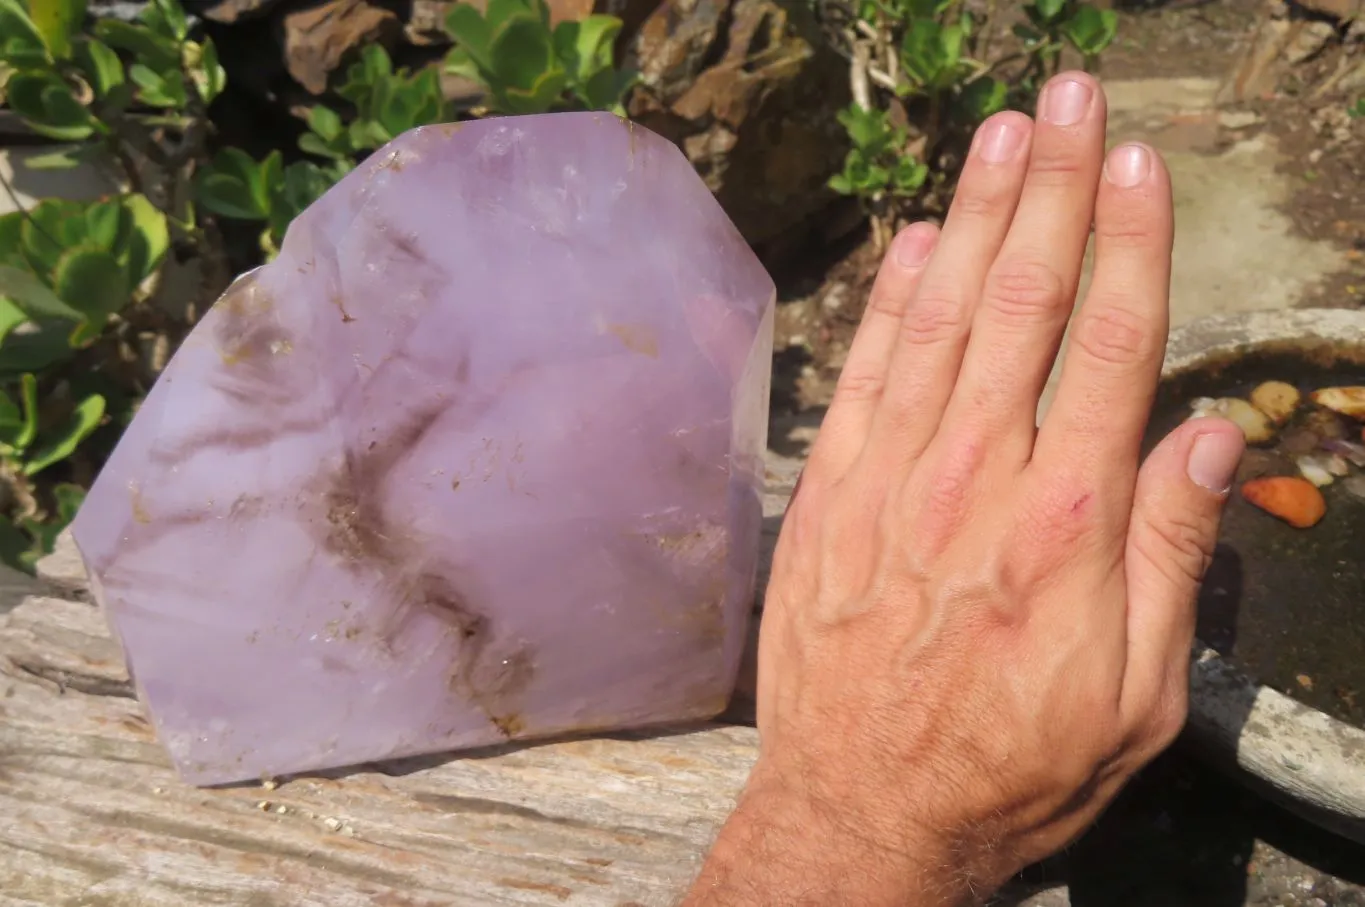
[70,113,775,785]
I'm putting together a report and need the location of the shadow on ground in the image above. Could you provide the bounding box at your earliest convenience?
[999,743,1365,907]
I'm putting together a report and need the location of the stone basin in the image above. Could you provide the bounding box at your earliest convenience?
[1149,309,1365,845]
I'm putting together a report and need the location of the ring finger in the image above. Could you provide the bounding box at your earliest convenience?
[864,110,1034,471]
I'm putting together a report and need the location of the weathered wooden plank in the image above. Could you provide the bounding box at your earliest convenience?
[0,454,804,906]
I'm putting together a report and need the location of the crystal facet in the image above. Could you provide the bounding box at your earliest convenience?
[71,113,775,785]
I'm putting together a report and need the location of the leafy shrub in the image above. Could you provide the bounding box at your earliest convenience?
[443,0,636,115]
[0,0,206,569]
[196,45,450,257]
[824,0,1119,244]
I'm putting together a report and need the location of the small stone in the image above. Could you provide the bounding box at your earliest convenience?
[261,776,278,791]
[1324,454,1350,476]
[1343,475,1365,501]
[1320,438,1365,468]
[1240,476,1327,528]
[256,800,271,811]
[1188,397,1218,419]
[274,804,288,815]
[1295,455,1336,487]
[1311,386,1365,419]
[323,817,343,832]
[283,0,400,95]
[1203,398,1275,443]
[1304,408,1348,441]
[1280,425,1322,456]
[1297,673,1314,691]
[1234,449,1287,484]
[1218,110,1262,130]
[1249,380,1299,424]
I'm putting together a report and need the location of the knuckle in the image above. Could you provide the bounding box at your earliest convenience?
[832,369,886,406]
[899,288,964,347]
[1024,147,1088,186]
[864,287,910,322]
[1094,212,1161,248]
[1132,508,1217,589]
[950,184,1011,221]
[1070,303,1155,368]
[985,259,1069,324]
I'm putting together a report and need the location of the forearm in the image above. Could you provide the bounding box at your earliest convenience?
[680,766,979,907]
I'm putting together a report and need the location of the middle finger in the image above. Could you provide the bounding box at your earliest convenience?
[938,72,1108,463]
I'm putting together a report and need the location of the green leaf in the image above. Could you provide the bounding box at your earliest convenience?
[487,0,541,32]
[53,482,85,523]
[15,373,40,451]
[1028,0,1068,24]
[347,117,390,150]
[890,156,928,194]
[265,160,333,246]
[28,0,87,60]
[0,213,22,269]
[298,132,343,160]
[53,246,128,322]
[900,19,960,90]
[19,144,97,170]
[0,0,49,66]
[83,199,124,249]
[0,322,79,376]
[129,61,188,108]
[445,3,496,68]
[444,45,484,83]
[836,104,895,155]
[91,19,178,70]
[409,68,447,124]
[23,393,105,476]
[143,0,187,41]
[958,76,1007,121]
[0,387,21,441]
[560,15,621,81]
[491,15,558,91]
[1062,6,1118,56]
[0,298,28,348]
[0,265,84,320]
[18,198,90,279]
[308,104,344,142]
[497,68,568,114]
[828,172,854,194]
[71,37,125,96]
[901,0,956,16]
[196,148,271,219]
[576,65,634,111]
[115,193,168,285]
[4,70,99,141]
[194,36,227,103]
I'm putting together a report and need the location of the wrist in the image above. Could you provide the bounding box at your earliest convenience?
[683,758,983,907]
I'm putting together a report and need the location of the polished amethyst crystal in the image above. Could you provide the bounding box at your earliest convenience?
[70,113,775,785]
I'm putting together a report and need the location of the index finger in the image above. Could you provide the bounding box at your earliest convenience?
[1029,142,1174,502]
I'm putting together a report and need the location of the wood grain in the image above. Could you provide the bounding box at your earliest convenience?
[0,454,803,906]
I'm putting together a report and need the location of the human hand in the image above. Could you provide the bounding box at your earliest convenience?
[684,71,1246,906]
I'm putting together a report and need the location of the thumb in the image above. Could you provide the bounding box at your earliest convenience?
[1120,417,1244,724]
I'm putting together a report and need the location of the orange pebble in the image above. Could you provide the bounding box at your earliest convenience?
[1240,476,1326,528]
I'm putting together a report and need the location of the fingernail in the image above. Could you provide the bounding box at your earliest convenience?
[1105,143,1151,188]
[1042,78,1092,126]
[894,224,937,268]
[974,116,1026,163]
[1187,429,1245,493]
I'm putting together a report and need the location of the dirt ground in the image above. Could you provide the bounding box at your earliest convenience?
[770,0,1365,426]
[763,2,1365,904]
